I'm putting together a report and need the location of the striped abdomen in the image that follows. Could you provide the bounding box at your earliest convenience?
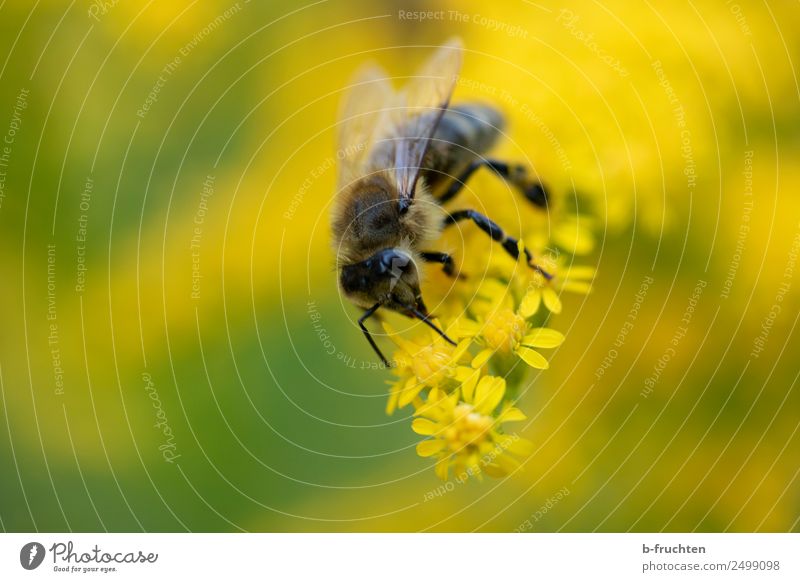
[421,103,505,195]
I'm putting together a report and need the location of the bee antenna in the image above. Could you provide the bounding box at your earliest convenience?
[406,305,457,346]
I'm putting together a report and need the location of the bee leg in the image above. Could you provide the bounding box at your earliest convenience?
[438,159,548,208]
[443,209,553,280]
[358,303,391,368]
[420,251,463,278]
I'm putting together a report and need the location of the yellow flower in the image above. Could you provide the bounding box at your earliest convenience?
[458,280,565,370]
[482,241,594,317]
[377,181,593,480]
[383,322,471,414]
[517,261,595,317]
[412,375,534,480]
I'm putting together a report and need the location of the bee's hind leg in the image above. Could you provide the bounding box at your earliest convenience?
[443,209,553,280]
[438,159,548,208]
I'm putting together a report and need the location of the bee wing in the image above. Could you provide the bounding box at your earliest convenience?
[336,64,395,190]
[391,37,463,211]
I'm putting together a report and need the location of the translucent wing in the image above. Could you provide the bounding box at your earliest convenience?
[336,64,394,190]
[391,37,463,212]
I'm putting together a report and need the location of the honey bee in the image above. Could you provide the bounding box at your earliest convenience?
[332,38,550,366]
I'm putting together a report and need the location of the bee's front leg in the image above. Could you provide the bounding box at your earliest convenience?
[358,303,391,368]
[420,251,461,278]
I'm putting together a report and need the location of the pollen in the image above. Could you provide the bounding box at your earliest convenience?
[481,308,526,352]
[446,403,493,451]
[411,343,454,385]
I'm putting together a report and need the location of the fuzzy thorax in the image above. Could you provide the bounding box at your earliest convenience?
[331,170,444,266]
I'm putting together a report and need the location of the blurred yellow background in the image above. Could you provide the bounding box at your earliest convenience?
[0,0,798,531]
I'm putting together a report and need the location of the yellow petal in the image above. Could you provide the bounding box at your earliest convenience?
[392,352,412,370]
[411,418,440,436]
[542,286,562,314]
[499,406,526,423]
[521,328,565,349]
[413,388,444,418]
[460,368,481,403]
[445,389,460,411]
[434,457,450,481]
[451,459,467,481]
[453,365,475,382]
[416,439,446,457]
[471,348,493,369]
[451,318,481,338]
[478,441,496,456]
[386,387,399,415]
[561,280,593,294]
[501,435,535,456]
[518,290,541,318]
[515,346,549,369]
[428,387,444,403]
[398,378,426,408]
[381,322,416,352]
[474,376,506,415]
[450,339,472,363]
[467,456,482,479]
[565,266,595,280]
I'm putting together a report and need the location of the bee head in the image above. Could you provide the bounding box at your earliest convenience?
[339,248,426,315]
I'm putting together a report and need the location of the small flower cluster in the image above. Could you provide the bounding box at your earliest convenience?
[384,212,595,480]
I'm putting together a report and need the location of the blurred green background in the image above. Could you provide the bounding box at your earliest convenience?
[0,0,798,532]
